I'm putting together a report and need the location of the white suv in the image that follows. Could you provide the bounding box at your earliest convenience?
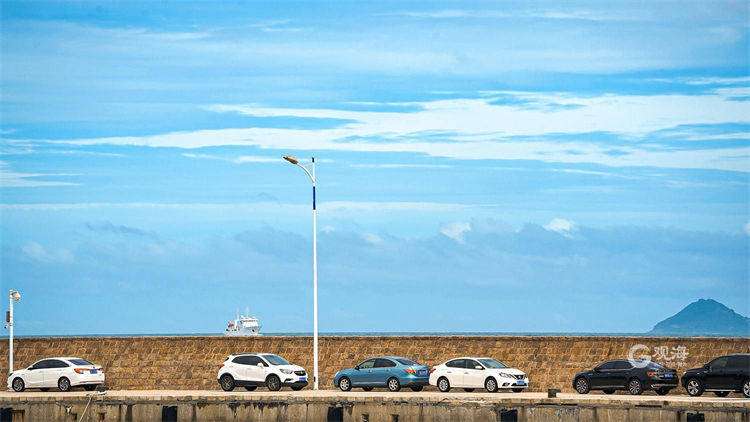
[218,353,308,391]
[8,357,104,392]
[429,357,528,393]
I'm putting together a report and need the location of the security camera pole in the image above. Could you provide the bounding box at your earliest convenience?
[283,155,319,390]
[8,289,21,374]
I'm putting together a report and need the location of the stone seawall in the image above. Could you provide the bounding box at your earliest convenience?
[1,336,747,392]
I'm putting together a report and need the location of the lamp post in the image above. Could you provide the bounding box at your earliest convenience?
[7,290,21,375]
[283,155,318,390]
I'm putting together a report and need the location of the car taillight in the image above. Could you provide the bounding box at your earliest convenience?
[404,368,416,374]
[219,364,224,368]
[74,368,86,374]
[646,371,659,377]
[429,368,436,374]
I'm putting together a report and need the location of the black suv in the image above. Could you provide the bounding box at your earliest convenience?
[681,354,750,398]
[573,359,678,395]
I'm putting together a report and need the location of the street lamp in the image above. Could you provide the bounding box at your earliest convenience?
[6,290,21,374]
[283,155,319,390]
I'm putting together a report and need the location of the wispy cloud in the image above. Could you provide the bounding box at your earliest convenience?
[28,90,750,172]
[0,161,79,187]
[247,19,308,33]
[350,164,453,169]
[0,201,493,213]
[183,153,280,163]
[385,8,653,22]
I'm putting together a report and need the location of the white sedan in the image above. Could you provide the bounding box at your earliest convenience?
[8,357,105,392]
[429,357,528,393]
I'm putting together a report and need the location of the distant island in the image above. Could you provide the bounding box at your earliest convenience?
[649,299,750,337]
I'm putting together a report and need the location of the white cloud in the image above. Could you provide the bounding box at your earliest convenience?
[20,241,73,264]
[33,91,749,172]
[183,153,280,163]
[350,164,453,169]
[362,233,384,245]
[745,221,750,236]
[544,218,578,237]
[0,161,79,187]
[0,200,490,213]
[440,221,472,243]
[385,8,652,22]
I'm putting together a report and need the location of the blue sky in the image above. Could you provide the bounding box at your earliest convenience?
[1,1,748,336]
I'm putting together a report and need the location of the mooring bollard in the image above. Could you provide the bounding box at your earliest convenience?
[548,388,560,398]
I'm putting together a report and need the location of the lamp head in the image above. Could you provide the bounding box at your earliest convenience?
[283,155,299,165]
[13,292,20,302]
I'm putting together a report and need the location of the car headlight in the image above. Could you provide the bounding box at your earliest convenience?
[280,369,293,374]
[498,372,514,379]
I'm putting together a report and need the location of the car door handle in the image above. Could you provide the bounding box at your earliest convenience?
[463,372,469,374]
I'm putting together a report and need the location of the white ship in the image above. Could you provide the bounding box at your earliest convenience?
[224,308,262,336]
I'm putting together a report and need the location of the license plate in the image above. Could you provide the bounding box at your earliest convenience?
[90,370,97,374]
[299,377,307,382]
[663,374,673,378]
[517,381,525,385]
[418,370,427,376]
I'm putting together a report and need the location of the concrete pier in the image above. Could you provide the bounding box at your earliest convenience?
[1,390,748,422]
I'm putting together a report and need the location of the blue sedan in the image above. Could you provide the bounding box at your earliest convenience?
[334,356,430,392]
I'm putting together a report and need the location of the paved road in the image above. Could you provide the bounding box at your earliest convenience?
[1,389,748,405]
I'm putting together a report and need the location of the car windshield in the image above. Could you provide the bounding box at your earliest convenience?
[68,359,94,366]
[396,358,419,366]
[479,359,508,369]
[646,361,666,370]
[263,355,291,366]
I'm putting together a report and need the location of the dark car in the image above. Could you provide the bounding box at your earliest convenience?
[573,359,678,395]
[681,354,750,398]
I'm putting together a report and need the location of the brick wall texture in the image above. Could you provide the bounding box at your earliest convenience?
[1,336,747,392]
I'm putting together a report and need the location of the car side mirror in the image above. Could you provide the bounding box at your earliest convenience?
[475,365,483,370]
[703,364,709,370]
[27,366,34,371]
[354,366,360,371]
[257,363,264,368]
[594,368,600,373]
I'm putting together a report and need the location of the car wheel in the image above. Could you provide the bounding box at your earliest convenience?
[244,386,257,391]
[713,391,729,397]
[387,377,401,392]
[603,389,615,395]
[40,388,50,392]
[463,388,475,392]
[11,378,25,392]
[437,377,450,392]
[656,388,669,396]
[58,377,71,392]
[362,386,373,392]
[84,386,97,392]
[220,375,235,392]
[410,386,423,392]
[627,378,643,395]
[685,378,703,397]
[291,386,304,391]
[574,377,590,394]
[266,375,281,391]
[512,388,524,393]
[339,377,352,392]
[485,377,498,393]
[743,379,750,398]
